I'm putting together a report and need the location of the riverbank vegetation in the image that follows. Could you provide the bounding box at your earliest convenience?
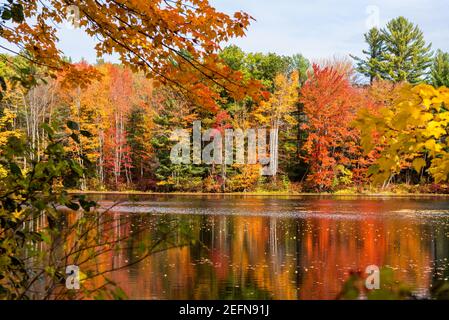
[2,14,449,194]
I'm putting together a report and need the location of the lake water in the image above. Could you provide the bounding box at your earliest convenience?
[90,194,449,300]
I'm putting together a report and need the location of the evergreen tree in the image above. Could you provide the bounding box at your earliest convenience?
[352,28,384,84]
[379,17,433,83]
[353,17,433,84]
[126,106,152,186]
[431,50,449,88]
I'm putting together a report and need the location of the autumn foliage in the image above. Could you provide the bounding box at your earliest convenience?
[2,1,449,193]
[0,0,265,111]
[299,65,361,190]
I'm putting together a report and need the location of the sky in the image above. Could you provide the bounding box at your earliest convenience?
[51,0,449,63]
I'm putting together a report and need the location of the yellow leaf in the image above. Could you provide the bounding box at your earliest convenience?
[412,158,426,172]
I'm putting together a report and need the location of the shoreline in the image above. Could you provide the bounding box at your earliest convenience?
[69,190,449,197]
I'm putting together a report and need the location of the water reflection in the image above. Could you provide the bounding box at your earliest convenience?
[92,195,449,300]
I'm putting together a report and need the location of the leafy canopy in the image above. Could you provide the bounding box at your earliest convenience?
[356,84,449,184]
[0,0,264,109]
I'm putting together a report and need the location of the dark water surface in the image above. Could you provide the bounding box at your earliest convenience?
[92,194,449,300]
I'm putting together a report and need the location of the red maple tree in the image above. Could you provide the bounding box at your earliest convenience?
[300,64,361,190]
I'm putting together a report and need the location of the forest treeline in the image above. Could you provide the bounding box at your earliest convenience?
[1,16,449,193]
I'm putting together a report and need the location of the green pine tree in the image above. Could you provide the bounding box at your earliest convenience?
[379,16,433,83]
[126,106,152,186]
[353,17,433,84]
[431,50,449,88]
[352,28,384,84]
